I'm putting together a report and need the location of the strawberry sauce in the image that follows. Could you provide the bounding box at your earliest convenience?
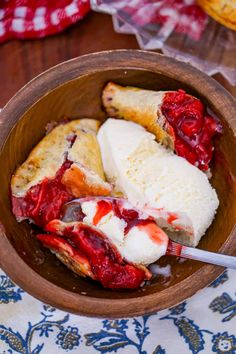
[12,161,73,227]
[138,221,168,245]
[161,90,222,171]
[93,200,113,225]
[167,213,178,224]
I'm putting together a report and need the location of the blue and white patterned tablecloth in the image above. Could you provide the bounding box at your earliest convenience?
[0,268,236,354]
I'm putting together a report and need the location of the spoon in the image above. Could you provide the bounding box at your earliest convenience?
[63,196,236,270]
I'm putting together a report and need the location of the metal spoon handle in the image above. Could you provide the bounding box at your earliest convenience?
[182,246,236,269]
[167,240,236,269]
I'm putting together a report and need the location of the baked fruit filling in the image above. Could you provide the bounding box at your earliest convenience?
[161,90,222,170]
[38,220,151,289]
[102,82,222,171]
[12,160,73,227]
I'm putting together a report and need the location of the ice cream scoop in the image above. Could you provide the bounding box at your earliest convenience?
[98,119,219,247]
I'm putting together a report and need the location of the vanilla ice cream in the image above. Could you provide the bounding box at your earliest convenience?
[98,119,219,247]
[81,199,168,265]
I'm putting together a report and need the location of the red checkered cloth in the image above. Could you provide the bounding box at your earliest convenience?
[0,0,90,43]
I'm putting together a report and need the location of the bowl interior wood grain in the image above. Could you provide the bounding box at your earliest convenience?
[0,51,236,317]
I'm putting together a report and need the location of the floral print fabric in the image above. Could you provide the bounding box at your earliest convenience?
[0,268,236,353]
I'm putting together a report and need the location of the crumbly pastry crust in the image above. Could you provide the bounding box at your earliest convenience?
[11,118,111,198]
[102,82,175,149]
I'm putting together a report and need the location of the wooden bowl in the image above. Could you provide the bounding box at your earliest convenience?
[0,50,236,318]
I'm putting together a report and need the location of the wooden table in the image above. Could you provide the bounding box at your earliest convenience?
[0,11,235,107]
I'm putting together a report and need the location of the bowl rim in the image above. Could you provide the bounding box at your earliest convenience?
[0,49,236,318]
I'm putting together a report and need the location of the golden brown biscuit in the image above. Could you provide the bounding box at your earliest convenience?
[197,0,236,31]
[11,118,111,199]
[102,82,174,149]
